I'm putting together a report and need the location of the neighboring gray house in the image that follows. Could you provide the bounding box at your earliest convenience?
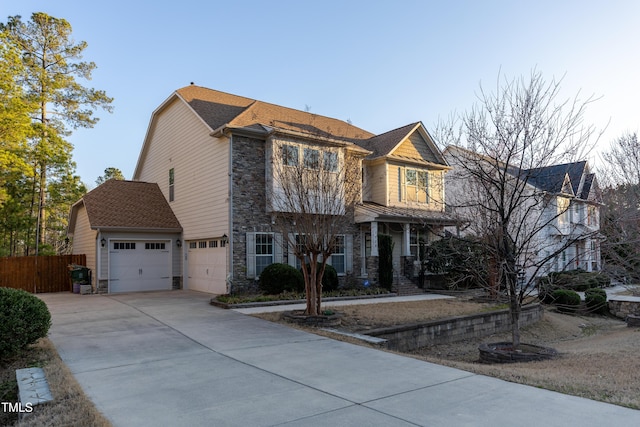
[444,145,602,284]
[71,85,453,294]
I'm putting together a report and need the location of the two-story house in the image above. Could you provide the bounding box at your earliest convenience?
[526,161,602,274]
[444,145,601,285]
[69,85,452,294]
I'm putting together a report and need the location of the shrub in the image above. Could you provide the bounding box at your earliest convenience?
[539,271,611,300]
[0,288,51,359]
[300,263,339,293]
[378,234,394,291]
[594,274,611,288]
[551,289,581,313]
[258,263,304,295]
[585,288,608,314]
[320,264,339,292]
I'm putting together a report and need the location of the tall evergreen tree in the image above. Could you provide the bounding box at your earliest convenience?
[1,13,113,254]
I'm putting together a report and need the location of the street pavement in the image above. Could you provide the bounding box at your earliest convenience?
[40,290,640,427]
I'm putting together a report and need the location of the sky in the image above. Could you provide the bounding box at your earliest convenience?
[4,0,639,187]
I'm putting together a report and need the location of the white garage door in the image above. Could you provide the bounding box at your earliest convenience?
[109,240,171,293]
[187,240,226,294]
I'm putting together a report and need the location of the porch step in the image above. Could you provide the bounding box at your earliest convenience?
[392,276,426,296]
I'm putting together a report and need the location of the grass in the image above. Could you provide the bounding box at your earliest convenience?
[254,297,640,410]
[0,339,111,427]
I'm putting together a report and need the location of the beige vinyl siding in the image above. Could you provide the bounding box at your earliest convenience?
[388,165,445,211]
[363,162,388,206]
[70,204,97,285]
[135,98,229,240]
[394,132,439,163]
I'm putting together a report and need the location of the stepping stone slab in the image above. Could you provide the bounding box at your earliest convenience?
[16,367,53,406]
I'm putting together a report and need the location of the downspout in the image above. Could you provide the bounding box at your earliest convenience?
[96,229,102,292]
[227,134,234,294]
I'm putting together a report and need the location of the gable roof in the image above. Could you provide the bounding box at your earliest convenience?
[136,85,447,177]
[69,180,182,234]
[525,161,587,195]
[359,122,449,167]
[444,145,596,200]
[176,85,374,143]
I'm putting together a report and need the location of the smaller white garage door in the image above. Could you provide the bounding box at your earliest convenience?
[109,240,171,293]
[187,240,226,294]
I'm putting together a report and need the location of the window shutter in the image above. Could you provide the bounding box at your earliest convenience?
[274,233,283,264]
[398,167,402,201]
[246,233,256,278]
[345,234,353,273]
[287,233,297,267]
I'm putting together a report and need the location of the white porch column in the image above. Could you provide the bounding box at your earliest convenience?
[371,221,379,257]
[403,224,411,256]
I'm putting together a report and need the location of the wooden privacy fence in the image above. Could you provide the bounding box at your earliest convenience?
[0,254,87,293]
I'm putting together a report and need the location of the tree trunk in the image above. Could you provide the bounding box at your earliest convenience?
[38,164,46,248]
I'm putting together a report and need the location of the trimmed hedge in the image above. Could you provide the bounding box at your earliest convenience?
[551,289,581,313]
[258,263,304,295]
[0,288,51,359]
[539,270,611,303]
[585,288,608,314]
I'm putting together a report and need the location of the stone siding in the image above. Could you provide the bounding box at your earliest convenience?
[230,135,272,293]
[608,299,640,319]
[229,134,365,294]
[366,304,544,352]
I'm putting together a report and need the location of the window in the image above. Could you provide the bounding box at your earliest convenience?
[404,169,429,203]
[323,151,338,172]
[189,241,197,249]
[114,242,136,250]
[209,240,218,248]
[255,233,274,276]
[558,197,570,225]
[587,205,597,226]
[282,145,299,166]
[145,242,166,250]
[330,235,346,274]
[198,241,207,249]
[293,234,309,270]
[169,168,175,202]
[303,148,319,169]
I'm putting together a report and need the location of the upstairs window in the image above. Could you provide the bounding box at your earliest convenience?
[282,145,299,166]
[587,205,597,226]
[405,169,429,203]
[323,151,338,172]
[304,148,320,169]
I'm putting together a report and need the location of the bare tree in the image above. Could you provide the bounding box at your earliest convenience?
[267,138,366,316]
[440,70,601,347]
[599,133,640,283]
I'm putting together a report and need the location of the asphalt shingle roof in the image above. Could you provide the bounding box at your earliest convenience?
[81,180,181,230]
[176,85,374,143]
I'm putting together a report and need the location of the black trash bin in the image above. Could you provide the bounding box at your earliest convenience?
[68,264,91,293]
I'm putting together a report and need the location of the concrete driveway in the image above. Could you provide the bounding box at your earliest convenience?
[40,291,640,426]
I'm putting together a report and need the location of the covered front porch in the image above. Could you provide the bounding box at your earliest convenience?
[355,202,457,286]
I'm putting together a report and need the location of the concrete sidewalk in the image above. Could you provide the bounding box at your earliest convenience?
[40,291,640,427]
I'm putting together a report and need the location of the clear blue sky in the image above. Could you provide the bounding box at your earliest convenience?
[5,1,639,187]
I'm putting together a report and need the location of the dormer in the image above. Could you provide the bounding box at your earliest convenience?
[358,122,450,211]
